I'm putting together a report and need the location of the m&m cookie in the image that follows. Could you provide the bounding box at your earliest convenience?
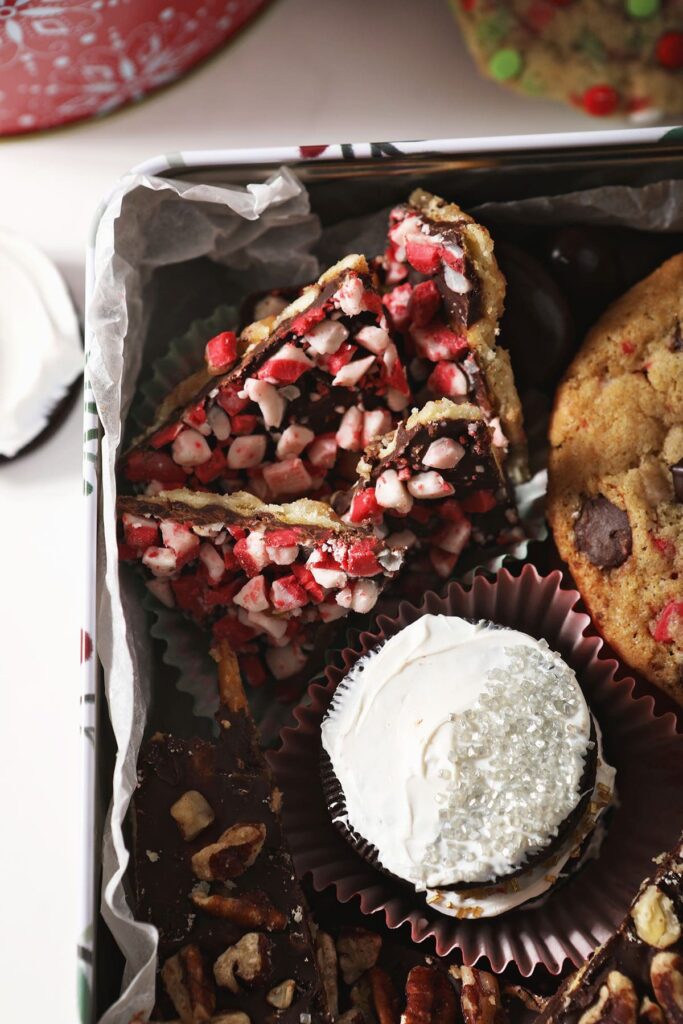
[450,0,682,119]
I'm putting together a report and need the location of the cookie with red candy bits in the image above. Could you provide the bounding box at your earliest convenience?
[449,0,683,121]
[121,254,411,504]
[118,488,406,684]
[548,254,683,704]
[378,189,528,484]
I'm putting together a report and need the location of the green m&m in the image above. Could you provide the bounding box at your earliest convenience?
[489,48,523,80]
[626,0,659,17]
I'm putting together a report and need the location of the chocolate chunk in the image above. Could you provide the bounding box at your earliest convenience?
[574,495,632,569]
[672,322,683,353]
[672,459,683,503]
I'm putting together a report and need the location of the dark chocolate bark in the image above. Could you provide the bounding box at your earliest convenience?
[135,691,330,1023]
[536,834,683,1024]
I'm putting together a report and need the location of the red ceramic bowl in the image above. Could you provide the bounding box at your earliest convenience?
[0,0,270,136]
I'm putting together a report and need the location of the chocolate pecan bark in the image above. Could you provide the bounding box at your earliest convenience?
[536,834,683,1024]
[135,652,331,1024]
[378,190,527,483]
[118,488,404,683]
[121,255,411,503]
[349,399,522,581]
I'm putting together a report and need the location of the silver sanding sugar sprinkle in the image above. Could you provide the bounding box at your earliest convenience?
[421,643,589,885]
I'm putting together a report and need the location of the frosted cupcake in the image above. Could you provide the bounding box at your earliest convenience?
[320,614,616,918]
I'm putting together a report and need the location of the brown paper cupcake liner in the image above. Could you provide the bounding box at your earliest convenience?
[269,564,683,976]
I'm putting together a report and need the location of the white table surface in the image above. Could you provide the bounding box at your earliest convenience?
[0,0,660,1019]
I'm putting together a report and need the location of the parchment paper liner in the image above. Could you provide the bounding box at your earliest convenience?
[269,564,683,976]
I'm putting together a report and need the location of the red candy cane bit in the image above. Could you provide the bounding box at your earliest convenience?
[212,614,256,649]
[652,601,683,644]
[348,488,383,524]
[205,331,238,374]
[193,447,227,484]
[620,340,635,355]
[149,421,183,449]
[240,653,267,687]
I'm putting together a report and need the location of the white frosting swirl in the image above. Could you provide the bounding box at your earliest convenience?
[322,615,615,915]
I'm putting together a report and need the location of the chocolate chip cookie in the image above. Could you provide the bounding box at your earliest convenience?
[548,253,683,703]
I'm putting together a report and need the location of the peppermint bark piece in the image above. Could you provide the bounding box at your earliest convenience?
[379,189,527,483]
[537,833,683,1024]
[135,648,331,1024]
[118,488,404,683]
[349,399,521,581]
[121,255,411,503]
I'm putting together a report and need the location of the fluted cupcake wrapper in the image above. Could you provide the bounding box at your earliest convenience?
[268,564,683,976]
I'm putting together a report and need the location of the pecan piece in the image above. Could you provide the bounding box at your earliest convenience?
[640,998,665,1024]
[267,980,297,1010]
[404,966,457,1024]
[161,944,216,1024]
[370,966,400,1024]
[315,930,339,1018]
[170,790,215,841]
[577,971,637,1024]
[651,952,683,1024]
[213,933,271,993]
[457,966,504,1024]
[337,927,382,985]
[192,823,266,882]
[632,887,682,949]
[191,887,287,931]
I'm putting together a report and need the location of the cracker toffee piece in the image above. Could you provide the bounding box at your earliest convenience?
[536,833,683,1024]
[121,255,411,504]
[118,488,404,684]
[548,254,683,703]
[378,189,527,483]
[348,399,522,580]
[134,647,331,1023]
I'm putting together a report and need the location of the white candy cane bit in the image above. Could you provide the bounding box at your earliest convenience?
[350,579,380,614]
[406,471,455,499]
[244,378,286,430]
[265,643,307,680]
[355,325,390,354]
[171,428,212,467]
[375,469,414,513]
[142,547,177,577]
[422,437,465,470]
[199,543,225,584]
[276,424,315,461]
[207,405,231,441]
[226,434,268,470]
[304,319,348,355]
[332,354,375,389]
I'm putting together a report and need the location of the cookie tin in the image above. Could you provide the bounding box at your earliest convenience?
[81,124,683,1022]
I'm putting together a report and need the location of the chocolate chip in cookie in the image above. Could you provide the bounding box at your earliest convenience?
[574,495,633,569]
[672,459,683,503]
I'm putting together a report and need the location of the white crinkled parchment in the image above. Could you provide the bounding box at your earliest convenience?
[87,166,321,1024]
